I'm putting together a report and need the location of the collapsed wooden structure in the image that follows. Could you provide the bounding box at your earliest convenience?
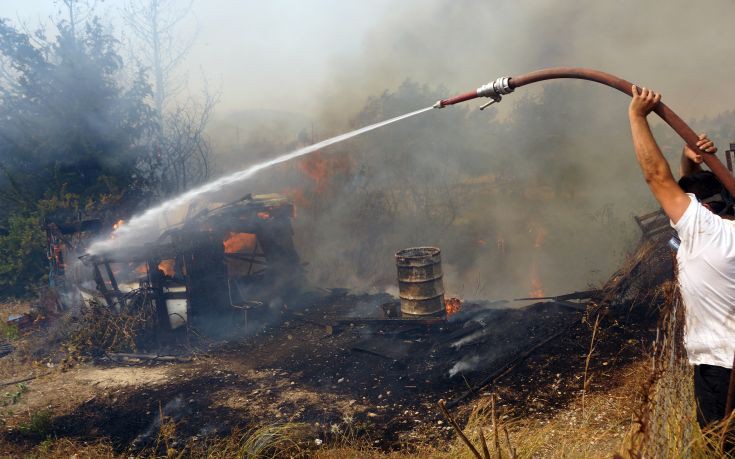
[51,194,305,333]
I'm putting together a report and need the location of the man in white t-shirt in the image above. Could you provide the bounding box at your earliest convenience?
[628,85,735,426]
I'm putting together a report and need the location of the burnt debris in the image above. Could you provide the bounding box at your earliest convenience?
[58,194,305,339]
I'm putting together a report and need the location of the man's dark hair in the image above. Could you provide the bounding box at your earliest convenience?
[678,171,723,201]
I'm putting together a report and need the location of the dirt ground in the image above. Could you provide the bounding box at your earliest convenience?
[0,284,660,457]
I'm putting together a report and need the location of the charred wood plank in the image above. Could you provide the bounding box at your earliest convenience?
[92,263,116,308]
[104,261,125,308]
[0,372,50,387]
[105,352,192,363]
[333,317,445,327]
[351,347,395,361]
[514,289,600,302]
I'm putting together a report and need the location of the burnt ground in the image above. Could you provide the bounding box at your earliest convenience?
[0,283,662,455]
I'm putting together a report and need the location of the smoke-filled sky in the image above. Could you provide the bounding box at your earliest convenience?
[4,0,735,298]
[5,0,734,120]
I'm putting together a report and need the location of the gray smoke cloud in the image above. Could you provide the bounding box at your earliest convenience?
[18,0,725,300]
[207,0,735,300]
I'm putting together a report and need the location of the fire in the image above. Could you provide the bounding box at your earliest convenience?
[158,259,175,277]
[223,232,257,253]
[445,297,462,316]
[283,188,307,216]
[528,225,547,298]
[298,152,350,193]
[285,152,353,210]
[110,219,125,239]
[528,259,545,298]
[532,226,547,248]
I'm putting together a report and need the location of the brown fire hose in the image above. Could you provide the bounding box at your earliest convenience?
[510,69,735,418]
[438,67,735,197]
[439,68,735,414]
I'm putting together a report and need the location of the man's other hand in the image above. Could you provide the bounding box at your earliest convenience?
[681,134,717,177]
[629,85,661,118]
[683,134,717,164]
[690,133,718,156]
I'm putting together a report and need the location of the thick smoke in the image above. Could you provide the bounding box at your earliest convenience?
[206,0,735,300]
[65,0,735,301]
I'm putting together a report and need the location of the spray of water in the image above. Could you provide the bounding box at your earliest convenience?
[88,106,434,255]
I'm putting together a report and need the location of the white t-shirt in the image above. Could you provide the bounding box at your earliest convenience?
[673,193,735,368]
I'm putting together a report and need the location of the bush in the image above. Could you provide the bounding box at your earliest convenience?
[0,213,47,297]
[0,321,19,340]
[19,409,53,438]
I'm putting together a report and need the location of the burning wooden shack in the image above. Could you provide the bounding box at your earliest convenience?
[58,194,305,333]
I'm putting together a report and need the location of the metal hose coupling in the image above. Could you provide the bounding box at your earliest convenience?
[477,76,513,110]
[433,76,513,109]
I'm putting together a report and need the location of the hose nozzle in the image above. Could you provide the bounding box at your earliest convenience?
[435,76,514,109]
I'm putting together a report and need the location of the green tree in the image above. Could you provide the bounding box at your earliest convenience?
[0,13,156,296]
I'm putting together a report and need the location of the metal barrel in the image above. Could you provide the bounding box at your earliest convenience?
[395,247,445,317]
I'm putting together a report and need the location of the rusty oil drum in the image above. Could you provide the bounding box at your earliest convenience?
[395,247,445,317]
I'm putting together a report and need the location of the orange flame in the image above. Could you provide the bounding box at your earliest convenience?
[528,259,545,298]
[533,226,547,248]
[528,225,547,297]
[446,297,462,316]
[286,152,352,210]
[158,259,175,277]
[282,188,307,217]
[110,219,125,239]
[223,232,257,253]
[298,152,350,193]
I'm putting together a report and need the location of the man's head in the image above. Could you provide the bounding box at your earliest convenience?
[678,171,733,216]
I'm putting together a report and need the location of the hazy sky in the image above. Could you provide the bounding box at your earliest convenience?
[4,1,733,296]
[2,0,397,114]
[3,1,735,121]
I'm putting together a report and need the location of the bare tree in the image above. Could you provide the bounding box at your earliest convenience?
[123,0,196,116]
[57,0,99,42]
[151,92,217,194]
[122,0,216,197]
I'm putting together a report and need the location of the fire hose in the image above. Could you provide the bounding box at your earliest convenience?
[434,67,735,198]
[437,68,735,413]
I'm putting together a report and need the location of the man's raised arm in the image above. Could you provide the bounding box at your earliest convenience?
[628,85,691,223]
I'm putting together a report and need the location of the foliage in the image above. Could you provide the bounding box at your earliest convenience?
[0,17,156,209]
[0,213,47,296]
[0,320,19,340]
[2,383,29,407]
[18,409,53,438]
[0,12,157,296]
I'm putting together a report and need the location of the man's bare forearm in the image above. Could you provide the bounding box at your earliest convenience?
[629,113,676,185]
[628,85,689,223]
